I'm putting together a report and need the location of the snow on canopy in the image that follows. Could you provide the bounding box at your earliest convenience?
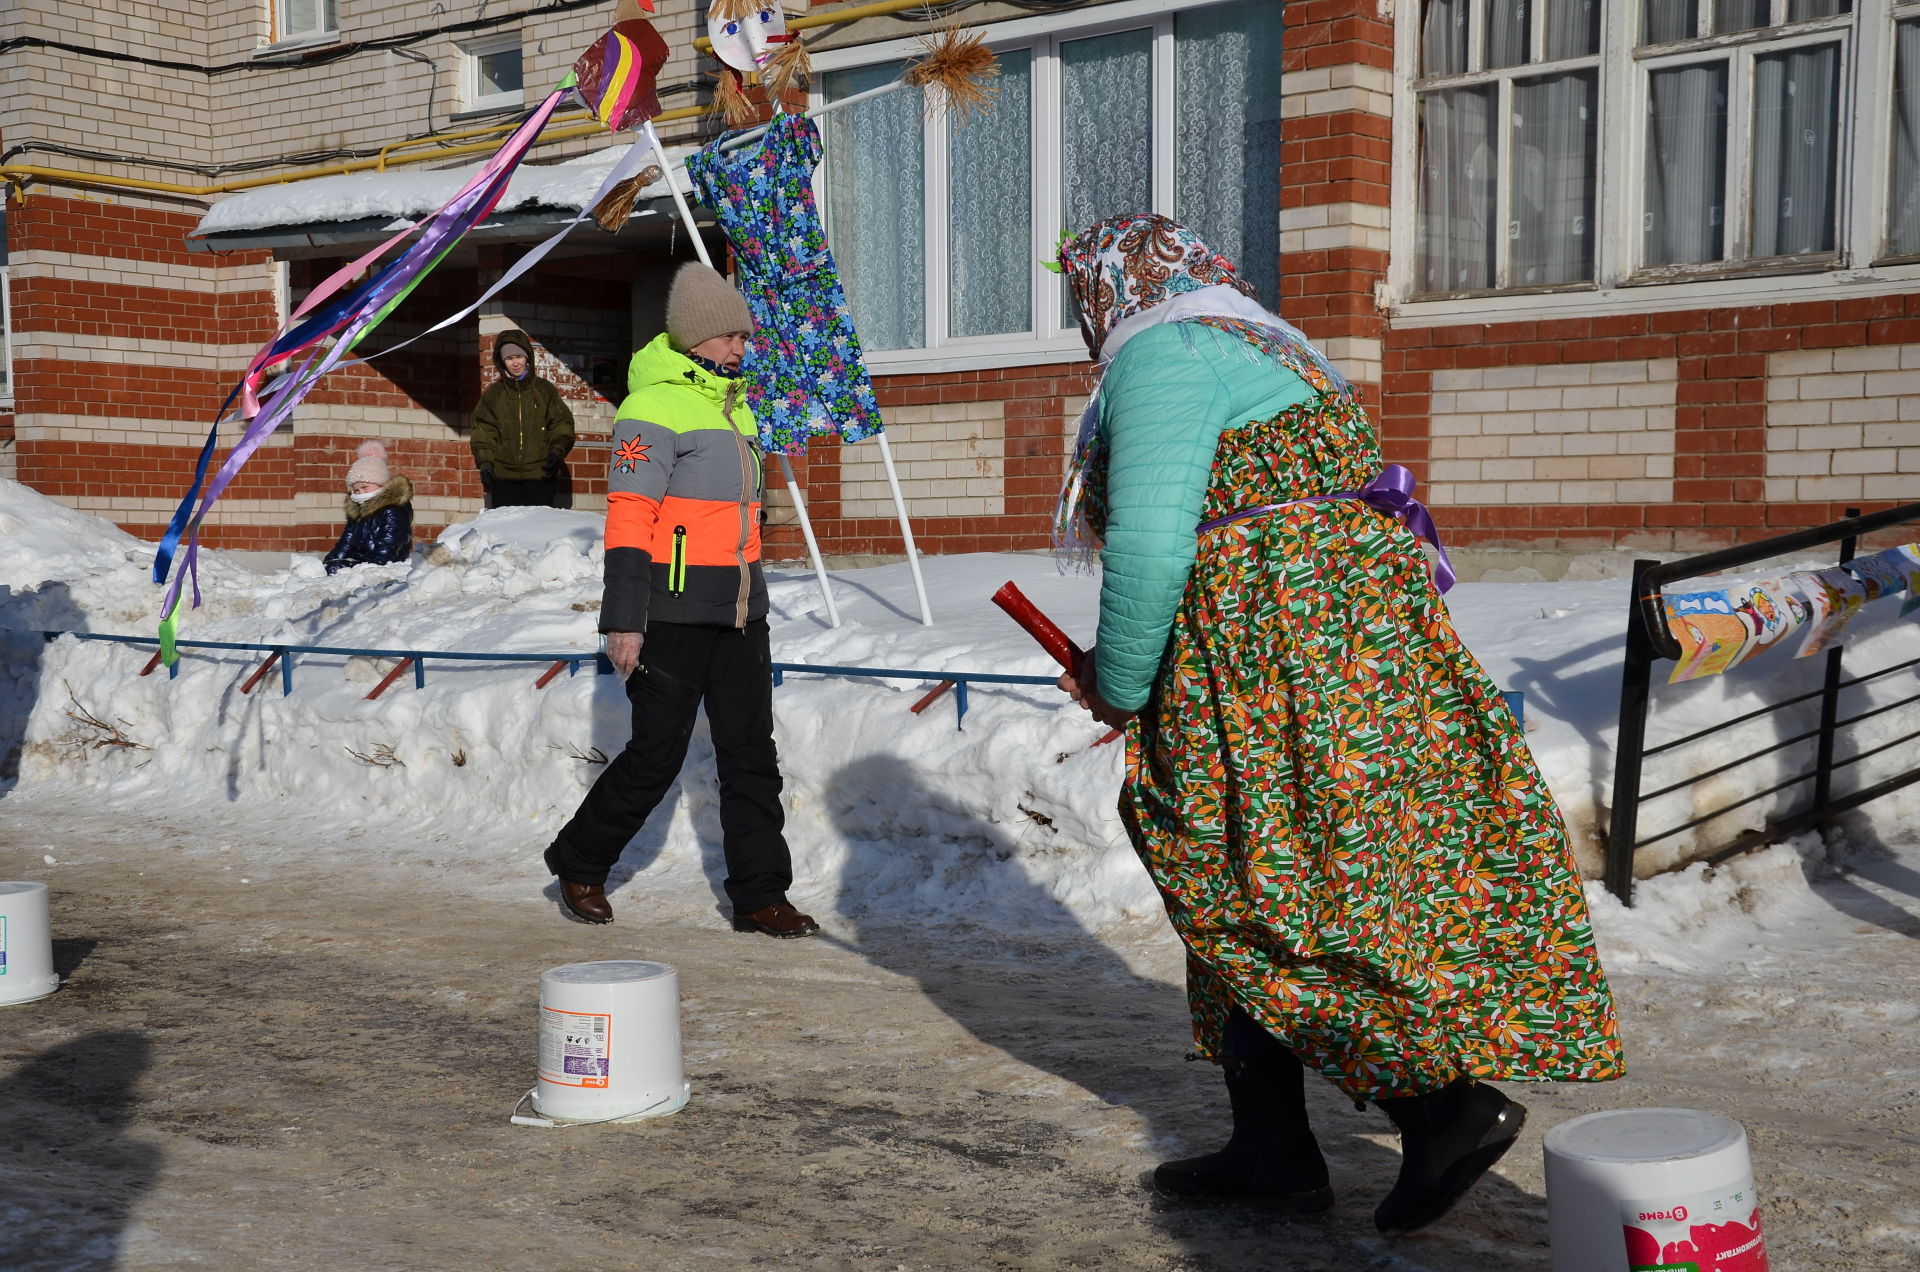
[194,142,698,236]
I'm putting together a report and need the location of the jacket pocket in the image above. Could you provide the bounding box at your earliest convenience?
[668,525,688,594]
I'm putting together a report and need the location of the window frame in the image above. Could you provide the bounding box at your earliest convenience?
[270,0,339,48]
[1391,0,1920,315]
[811,0,1261,373]
[1878,0,1920,262]
[461,31,526,115]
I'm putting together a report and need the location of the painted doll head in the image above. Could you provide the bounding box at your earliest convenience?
[707,1,788,75]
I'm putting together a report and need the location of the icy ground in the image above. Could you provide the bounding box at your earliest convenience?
[3,478,1919,1269]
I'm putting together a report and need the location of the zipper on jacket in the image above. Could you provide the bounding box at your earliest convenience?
[669,525,688,594]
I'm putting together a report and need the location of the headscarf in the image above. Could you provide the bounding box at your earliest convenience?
[1057,213,1256,361]
[1051,214,1344,565]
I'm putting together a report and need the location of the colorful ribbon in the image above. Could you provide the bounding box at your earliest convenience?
[153,84,574,659]
[1197,463,1457,594]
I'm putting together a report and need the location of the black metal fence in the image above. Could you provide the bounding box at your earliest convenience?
[1603,501,1920,903]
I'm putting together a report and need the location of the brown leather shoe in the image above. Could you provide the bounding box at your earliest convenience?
[558,880,613,924]
[731,901,819,938]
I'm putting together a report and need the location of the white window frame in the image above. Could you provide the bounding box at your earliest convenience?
[1627,5,1854,282]
[462,31,526,115]
[270,0,338,48]
[811,0,1257,374]
[1390,0,1920,323]
[1407,0,1606,294]
[1879,0,1920,261]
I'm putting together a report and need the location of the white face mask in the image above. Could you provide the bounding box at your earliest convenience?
[350,488,380,504]
[707,4,786,75]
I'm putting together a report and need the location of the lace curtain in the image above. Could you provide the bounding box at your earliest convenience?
[1644,64,1728,265]
[1894,21,1920,257]
[1417,86,1497,291]
[1751,45,1840,257]
[824,62,925,352]
[948,51,1032,338]
[1174,0,1283,309]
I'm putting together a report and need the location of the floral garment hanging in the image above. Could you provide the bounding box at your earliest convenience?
[686,111,884,454]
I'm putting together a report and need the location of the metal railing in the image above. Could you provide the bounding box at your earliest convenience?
[1604,501,1920,903]
[41,630,1529,736]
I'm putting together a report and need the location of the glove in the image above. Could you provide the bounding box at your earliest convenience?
[479,466,495,487]
[543,455,562,479]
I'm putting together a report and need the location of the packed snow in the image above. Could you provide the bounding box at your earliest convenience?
[2,476,1918,950]
[194,140,696,236]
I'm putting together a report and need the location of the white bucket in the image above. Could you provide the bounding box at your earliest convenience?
[531,960,688,1124]
[0,882,60,1007]
[1545,1107,1769,1272]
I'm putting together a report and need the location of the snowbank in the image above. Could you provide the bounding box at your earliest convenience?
[3,477,1917,942]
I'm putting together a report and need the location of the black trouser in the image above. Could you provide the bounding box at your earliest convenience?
[545,619,791,914]
[489,477,556,507]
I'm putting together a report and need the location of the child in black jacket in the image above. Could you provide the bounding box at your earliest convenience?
[324,440,414,574]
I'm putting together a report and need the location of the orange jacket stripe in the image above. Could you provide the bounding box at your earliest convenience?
[605,490,660,552]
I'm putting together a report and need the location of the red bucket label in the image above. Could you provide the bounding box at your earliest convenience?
[1622,1177,1768,1271]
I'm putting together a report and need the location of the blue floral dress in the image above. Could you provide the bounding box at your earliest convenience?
[686,112,884,454]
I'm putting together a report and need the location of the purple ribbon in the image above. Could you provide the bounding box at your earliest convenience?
[1197,463,1456,594]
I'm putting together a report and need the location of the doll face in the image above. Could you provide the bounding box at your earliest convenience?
[707,4,787,74]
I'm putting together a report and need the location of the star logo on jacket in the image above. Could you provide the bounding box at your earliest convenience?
[614,437,652,472]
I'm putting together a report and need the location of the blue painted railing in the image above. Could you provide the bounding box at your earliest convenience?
[37,631,1523,732]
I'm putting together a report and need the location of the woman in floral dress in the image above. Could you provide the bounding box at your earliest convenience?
[1052,214,1623,1233]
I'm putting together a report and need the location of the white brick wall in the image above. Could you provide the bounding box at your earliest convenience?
[1426,359,1680,505]
[838,401,1005,521]
[1765,344,1920,503]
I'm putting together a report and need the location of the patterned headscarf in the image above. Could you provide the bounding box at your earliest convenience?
[1057,213,1258,360]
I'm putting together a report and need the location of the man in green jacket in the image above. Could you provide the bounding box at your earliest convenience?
[471,328,575,507]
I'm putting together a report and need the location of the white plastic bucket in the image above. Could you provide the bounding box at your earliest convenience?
[532,960,688,1124]
[0,882,60,1007]
[1545,1107,1768,1272]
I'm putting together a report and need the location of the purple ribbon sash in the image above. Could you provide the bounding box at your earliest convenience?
[1196,463,1457,594]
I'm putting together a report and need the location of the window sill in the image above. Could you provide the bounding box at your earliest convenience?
[253,32,342,62]
[1388,259,1920,328]
[863,339,1091,379]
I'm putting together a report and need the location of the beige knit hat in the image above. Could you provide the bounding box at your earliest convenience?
[345,440,391,489]
[665,262,753,352]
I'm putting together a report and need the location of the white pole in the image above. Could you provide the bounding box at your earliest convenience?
[873,432,932,625]
[644,120,840,628]
[643,121,712,269]
[775,453,840,628]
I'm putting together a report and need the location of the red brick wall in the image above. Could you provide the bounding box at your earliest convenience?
[1385,295,1920,552]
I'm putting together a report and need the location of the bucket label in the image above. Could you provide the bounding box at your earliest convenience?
[1622,1176,1768,1272]
[539,1006,612,1088]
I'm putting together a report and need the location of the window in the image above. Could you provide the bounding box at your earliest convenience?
[1416,0,1602,291]
[463,33,525,114]
[1638,0,1847,271]
[1408,0,1911,295]
[1891,7,1920,258]
[274,0,337,44]
[817,0,1282,360]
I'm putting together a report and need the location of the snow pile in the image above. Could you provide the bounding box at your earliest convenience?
[195,141,698,236]
[3,477,1918,941]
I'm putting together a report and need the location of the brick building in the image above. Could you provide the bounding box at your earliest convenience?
[2,0,1915,564]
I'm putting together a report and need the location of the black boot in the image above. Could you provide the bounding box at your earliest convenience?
[1153,1010,1333,1213]
[1373,1077,1526,1233]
